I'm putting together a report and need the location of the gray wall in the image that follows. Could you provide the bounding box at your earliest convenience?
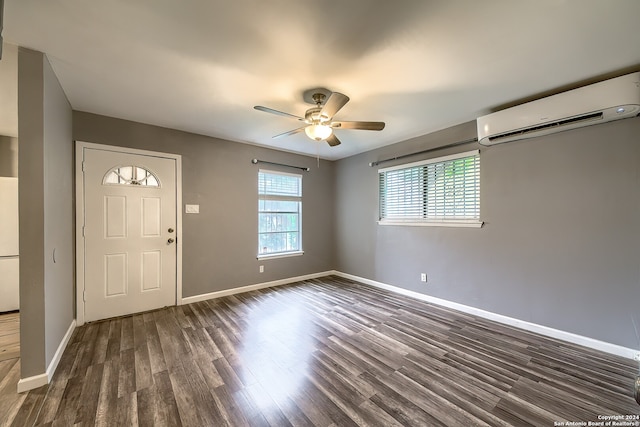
[73,112,336,298]
[18,48,74,377]
[335,117,640,350]
[18,47,46,377]
[42,56,74,365]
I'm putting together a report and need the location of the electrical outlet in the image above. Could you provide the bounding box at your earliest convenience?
[420,273,427,282]
[634,352,640,362]
[259,265,264,273]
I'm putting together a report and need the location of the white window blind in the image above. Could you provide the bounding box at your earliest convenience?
[258,170,302,257]
[379,150,481,226]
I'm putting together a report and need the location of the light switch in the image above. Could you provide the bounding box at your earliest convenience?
[185,204,200,214]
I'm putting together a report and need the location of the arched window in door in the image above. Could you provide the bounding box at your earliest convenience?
[103,166,160,187]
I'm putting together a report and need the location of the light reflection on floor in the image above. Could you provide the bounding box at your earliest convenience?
[239,293,316,406]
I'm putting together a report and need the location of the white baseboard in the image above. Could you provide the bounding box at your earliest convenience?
[16,373,48,394]
[181,271,335,305]
[332,271,638,360]
[46,320,76,381]
[17,319,76,393]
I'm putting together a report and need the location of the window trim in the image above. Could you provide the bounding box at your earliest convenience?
[257,169,303,258]
[377,219,483,228]
[378,149,483,228]
[257,250,304,260]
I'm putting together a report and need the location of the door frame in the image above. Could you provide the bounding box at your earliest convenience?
[75,141,183,326]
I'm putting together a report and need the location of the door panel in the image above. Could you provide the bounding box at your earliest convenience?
[105,253,127,296]
[83,148,177,322]
[141,197,161,237]
[142,250,161,291]
[105,196,127,238]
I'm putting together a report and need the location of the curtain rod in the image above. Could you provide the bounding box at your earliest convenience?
[369,137,479,167]
[251,159,310,172]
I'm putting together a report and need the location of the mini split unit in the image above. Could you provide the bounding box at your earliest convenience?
[477,72,640,145]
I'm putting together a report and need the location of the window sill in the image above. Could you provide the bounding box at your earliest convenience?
[378,220,483,228]
[257,251,304,260]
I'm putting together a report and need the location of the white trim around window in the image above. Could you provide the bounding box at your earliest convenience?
[378,149,483,228]
[257,169,303,257]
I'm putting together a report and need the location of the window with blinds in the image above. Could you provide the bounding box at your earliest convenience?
[378,150,481,227]
[258,170,303,257]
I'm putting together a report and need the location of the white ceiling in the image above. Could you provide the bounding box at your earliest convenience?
[4,0,640,160]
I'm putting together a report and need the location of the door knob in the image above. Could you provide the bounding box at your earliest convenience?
[168,228,174,233]
[168,238,175,244]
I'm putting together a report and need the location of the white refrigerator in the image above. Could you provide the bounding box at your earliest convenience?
[0,177,19,312]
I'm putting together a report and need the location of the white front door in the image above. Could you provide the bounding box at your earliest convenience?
[82,148,177,322]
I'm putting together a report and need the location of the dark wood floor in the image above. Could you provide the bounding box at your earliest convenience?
[2,275,639,426]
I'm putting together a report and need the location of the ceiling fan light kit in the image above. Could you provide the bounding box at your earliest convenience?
[254,90,385,147]
[305,124,332,141]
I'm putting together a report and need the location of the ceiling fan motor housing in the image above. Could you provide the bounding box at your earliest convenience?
[305,107,330,125]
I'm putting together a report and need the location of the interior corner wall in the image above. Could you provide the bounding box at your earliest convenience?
[72,112,336,298]
[334,117,640,350]
[18,47,46,378]
[42,55,74,365]
[18,47,74,378]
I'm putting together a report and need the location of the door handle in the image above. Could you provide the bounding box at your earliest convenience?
[167,238,175,244]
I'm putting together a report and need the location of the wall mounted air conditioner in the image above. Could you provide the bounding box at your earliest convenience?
[477,72,640,145]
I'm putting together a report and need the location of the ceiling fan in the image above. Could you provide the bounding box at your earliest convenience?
[254,91,385,147]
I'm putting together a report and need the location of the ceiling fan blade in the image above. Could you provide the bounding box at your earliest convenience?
[272,126,306,139]
[326,133,341,147]
[331,121,385,131]
[254,105,304,121]
[320,92,350,119]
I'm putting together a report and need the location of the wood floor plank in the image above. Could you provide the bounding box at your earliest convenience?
[73,362,104,425]
[0,357,18,386]
[144,318,166,375]
[117,348,136,398]
[89,321,110,366]
[119,315,134,352]
[167,362,209,427]
[94,358,119,427]
[233,385,293,427]
[114,391,138,426]
[152,370,183,427]
[134,340,153,391]
[245,383,314,427]
[9,384,47,427]
[105,319,122,362]
[49,370,85,425]
[365,371,447,427]
[3,275,638,427]
[0,358,27,425]
[33,376,66,424]
[213,384,254,426]
[289,378,358,427]
[0,312,20,362]
[170,359,228,427]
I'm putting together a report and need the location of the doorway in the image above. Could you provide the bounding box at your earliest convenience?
[0,43,20,369]
[76,142,182,325]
